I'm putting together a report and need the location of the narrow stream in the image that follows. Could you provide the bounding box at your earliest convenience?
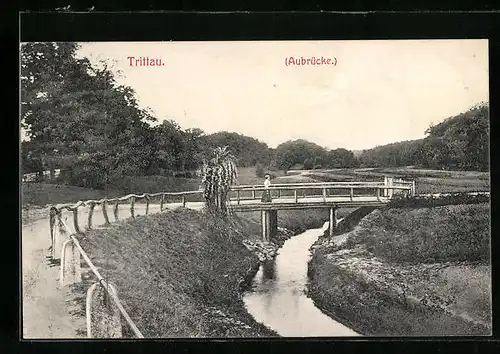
[243,221,360,337]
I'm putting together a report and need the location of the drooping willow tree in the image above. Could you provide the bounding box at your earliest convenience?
[201,146,238,216]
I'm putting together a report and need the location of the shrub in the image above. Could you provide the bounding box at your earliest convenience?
[255,163,265,178]
[303,158,314,170]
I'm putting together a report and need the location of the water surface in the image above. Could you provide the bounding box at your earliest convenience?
[243,221,359,337]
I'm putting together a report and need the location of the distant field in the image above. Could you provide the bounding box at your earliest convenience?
[21,183,123,207]
[289,167,490,194]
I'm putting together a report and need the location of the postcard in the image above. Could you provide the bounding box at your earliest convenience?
[21,39,490,338]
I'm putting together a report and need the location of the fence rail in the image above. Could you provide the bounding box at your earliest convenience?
[55,214,144,338]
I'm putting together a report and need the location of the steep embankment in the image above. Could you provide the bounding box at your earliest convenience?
[68,207,330,337]
[308,203,491,336]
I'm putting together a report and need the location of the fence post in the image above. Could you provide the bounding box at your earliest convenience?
[377,187,381,201]
[88,202,95,230]
[60,239,82,286]
[252,190,256,199]
[350,187,354,201]
[237,190,240,205]
[86,282,122,338]
[53,210,67,259]
[182,194,186,207]
[322,188,327,202]
[73,207,82,234]
[294,190,298,203]
[49,207,57,258]
[113,201,119,221]
[160,194,165,212]
[102,200,110,225]
[412,180,416,196]
[145,194,150,215]
[278,189,281,198]
[130,197,135,218]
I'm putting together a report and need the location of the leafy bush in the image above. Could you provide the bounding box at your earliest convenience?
[303,158,314,170]
[255,163,265,178]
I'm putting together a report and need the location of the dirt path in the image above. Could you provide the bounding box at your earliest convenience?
[22,213,86,338]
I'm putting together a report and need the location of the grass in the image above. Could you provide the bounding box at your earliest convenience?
[341,203,490,264]
[310,167,490,194]
[107,175,201,194]
[21,183,123,207]
[307,257,490,336]
[307,202,491,336]
[73,208,278,338]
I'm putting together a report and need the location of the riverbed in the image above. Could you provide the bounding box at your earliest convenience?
[242,221,359,337]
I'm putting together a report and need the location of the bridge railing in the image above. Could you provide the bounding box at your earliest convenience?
[228,180,414,205]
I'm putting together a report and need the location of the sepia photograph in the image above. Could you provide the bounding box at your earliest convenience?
[21,39,490,338]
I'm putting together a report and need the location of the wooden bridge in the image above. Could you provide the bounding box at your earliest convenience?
[227,177,415,241]
[51,177,415,244]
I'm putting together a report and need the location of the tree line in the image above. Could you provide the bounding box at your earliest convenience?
[21,42,489,190]
[357,102,489,171]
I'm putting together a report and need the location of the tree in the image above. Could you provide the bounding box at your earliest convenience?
[200,131,272,167]
[303,158,314,170]
[274,139,327,171]
[21,42,157,188]
[180,128,205,171]
[201,146,238,216]
[326,148,358,168]
[358,102,489,171]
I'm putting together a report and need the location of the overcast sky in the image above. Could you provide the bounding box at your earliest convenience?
[73,40,488,151]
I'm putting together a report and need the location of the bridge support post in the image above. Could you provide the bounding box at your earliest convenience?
[269,210,278,238]
[329,207,337,238]
[261,210,278,242]
[387,177,393,198]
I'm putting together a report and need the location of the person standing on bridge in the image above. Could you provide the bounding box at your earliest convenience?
[261,174,273,203]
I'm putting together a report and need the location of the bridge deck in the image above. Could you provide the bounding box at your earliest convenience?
[228,195,389,211]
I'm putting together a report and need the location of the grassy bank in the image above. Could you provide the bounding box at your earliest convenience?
[67,205,330,338]
[343,204,490,264]
[308,203,491,336]
[70,208,277,337]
